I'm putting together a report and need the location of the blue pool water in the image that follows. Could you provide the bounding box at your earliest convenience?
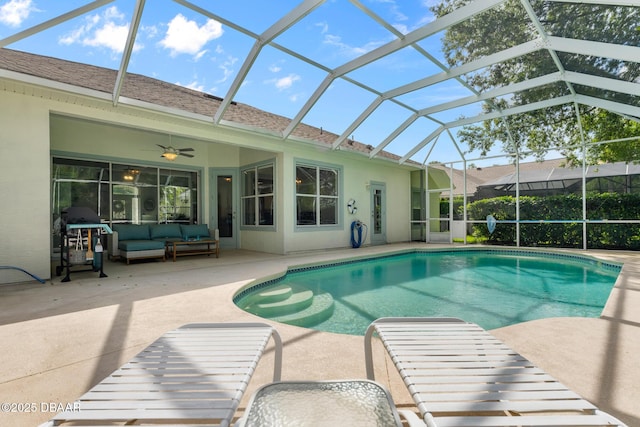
[234,250,621,335]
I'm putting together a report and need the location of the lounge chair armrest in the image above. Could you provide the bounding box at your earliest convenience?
[397,409,427,427]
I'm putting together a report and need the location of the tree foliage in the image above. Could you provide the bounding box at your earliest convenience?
[430,0,640,164]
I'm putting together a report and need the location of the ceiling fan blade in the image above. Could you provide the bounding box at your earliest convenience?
[179,152,194,158]
[157,144,168,150]
[178,147,194,152]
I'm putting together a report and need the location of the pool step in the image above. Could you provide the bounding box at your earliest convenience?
[253,284,293,304]
[242,283,336,327]
[248,284,314,317]
[272,292,335,327]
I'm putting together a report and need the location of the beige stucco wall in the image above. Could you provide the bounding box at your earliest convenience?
[0,78,419,283]
[0,91,51,283]
[280,146,412,254]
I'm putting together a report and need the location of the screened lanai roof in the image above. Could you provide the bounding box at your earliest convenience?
[0,0,639,165]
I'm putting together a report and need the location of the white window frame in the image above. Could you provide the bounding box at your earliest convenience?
[294,160,342,230]
[240,161,276,230]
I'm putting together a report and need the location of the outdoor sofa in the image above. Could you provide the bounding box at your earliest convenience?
[108,223,219,264]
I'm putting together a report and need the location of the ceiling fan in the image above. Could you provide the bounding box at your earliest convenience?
[157,144,194,161]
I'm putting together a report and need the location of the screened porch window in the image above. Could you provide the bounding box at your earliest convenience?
[52,157,200,252]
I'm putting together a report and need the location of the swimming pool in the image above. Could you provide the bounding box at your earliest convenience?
[234,249,621,335]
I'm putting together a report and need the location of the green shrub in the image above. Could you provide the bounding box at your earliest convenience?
[463,193,640,250]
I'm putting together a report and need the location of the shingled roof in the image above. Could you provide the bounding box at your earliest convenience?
[434,158,567,197]
[0,47,405,163]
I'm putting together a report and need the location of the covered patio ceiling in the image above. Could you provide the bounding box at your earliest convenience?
[1,0,639,165]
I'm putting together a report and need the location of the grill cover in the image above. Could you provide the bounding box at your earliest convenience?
[61,207,100,228]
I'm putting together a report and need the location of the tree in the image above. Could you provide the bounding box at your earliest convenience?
[431,0,640,164]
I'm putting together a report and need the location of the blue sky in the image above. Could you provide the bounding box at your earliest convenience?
[0,0,515,166]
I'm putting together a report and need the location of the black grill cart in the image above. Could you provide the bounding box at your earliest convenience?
[56,208,112,282]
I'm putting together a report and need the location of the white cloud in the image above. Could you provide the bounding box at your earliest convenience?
[83,20,131,52]
[103,5,124,21]
[140,24,158,39]
[269,64,281,73]
[216,54,238,84]
[194,49,207,61]
[289,93,304,102]
[0,0,34,27]
[323,34,380,58]
[159,14,223,57]
[315,21,329,34]
[274,74,300,91]
[393,24,409,35]
[59,6,140,55]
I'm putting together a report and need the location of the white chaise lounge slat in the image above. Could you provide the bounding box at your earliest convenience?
[40,323,282,427]
[365,317,627,427]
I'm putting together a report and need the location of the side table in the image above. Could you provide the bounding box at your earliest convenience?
[236,380,404,427]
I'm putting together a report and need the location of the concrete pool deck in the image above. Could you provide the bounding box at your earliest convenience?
[1,243,638,426]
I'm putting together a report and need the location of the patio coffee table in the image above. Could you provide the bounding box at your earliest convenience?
[236,380,403,426]
[166,239,219,262]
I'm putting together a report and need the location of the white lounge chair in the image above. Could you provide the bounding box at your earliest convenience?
[365,317,627,427]
[40,322,282,427]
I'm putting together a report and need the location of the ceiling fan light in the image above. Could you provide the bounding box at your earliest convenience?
[162,152,178,161]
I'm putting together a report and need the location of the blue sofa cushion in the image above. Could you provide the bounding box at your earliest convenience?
[181,224,210,240]
[114,224,151,240]
[119,240,165,251]
[150,224,183,240]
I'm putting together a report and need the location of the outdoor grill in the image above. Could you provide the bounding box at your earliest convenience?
[60,206,101,228]
[57,207,109,282]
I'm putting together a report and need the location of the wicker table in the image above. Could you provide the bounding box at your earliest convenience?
[166,239,219,262]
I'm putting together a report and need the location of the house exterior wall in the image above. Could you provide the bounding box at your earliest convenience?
[0,78,418,284]
[280,147,412,253]
[0,91,51,284]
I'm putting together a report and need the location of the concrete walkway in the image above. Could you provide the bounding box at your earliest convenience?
[1,244,638,426]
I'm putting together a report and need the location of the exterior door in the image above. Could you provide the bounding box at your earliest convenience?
[370,182,386,245]
[210,168,238,248]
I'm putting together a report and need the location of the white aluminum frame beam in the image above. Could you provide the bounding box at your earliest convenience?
[400,125,445,164]
[446,94,575,128]
[350,39,545,160]
[564,71,640,96]
[369,113,420,158]
[214,0,325,124]
[548,0,640,5]
[333,97,384,149]
[575,94,640,118]
[283,0,507,138]
[546,36,640,63]
[0,0,114,47]
[385,38,544,99]
[418,72,563,117]
[113,0,145,106]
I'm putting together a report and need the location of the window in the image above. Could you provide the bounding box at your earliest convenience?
[52,157,200,251]
[296,162,340,226]
[159,169,198,224]
[242,163,274,226]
